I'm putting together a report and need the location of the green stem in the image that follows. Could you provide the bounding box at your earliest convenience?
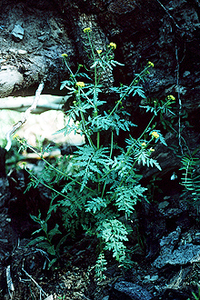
[27,169,70,200]
[110,131,114,159]
[63,58,76,84]
[97,131,100,149]
[87,32,102,191]
[100,114,156,183]
[76,88,95,149]
[107,65,152,119]
[18,139,95,193]
[101,131,114,198]
[109,100,173,200]
[80,109,95,148]
[101,181,107,199]
[125,98,172,157]
[87,32,96,62]
[126,114,155,157]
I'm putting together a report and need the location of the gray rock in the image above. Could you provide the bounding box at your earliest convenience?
[38,35,47,42]
[0,65,23,97]
[102,296,109,300]
[111,281,153,300]
[160,226,181,250]
[168,244,200,265]
[153,226,200,268]
[158,200,169,211]
[11,24,24,42]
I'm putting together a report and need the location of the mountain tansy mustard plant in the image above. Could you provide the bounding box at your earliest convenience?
[20,32,168,280]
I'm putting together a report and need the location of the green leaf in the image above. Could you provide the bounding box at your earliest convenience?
[97,219,128,262]
[95,252,107,281]
[48,224,62,241]
[85,197,108,214]
[46,245,56,256]
[27,236,48,247]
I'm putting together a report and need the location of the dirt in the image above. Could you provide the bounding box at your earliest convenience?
[0,1,74,96]
[0,177,106,300]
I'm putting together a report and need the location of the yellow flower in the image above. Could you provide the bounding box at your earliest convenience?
[167,95,176,101]
[61,53,68,58]
[141,142,146,147]
[96,49,102,54]
[76,81,85,88]
[13,134,19,139]
[109,42,117,50]
[150,147,155,152]
[83,27,91,33]
[151,131,159,139]
[148,61,154,67]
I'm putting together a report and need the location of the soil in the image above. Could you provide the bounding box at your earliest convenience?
[0,1,74,96]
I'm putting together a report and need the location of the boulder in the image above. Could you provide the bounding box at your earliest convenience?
[11,24,24,42]
[110,281,153,300]
[0,65,23,97]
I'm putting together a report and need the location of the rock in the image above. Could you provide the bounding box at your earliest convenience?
[0,109,85,148]
[9,49,27,55]
[144,274,159,282]
[11,24,24,42]
[152,227,181,268]
[160,226,181,250]
[167,244,200,265]
[38,34,48,42]
[153,226,200,268]
[158,201,169,211]
[110,281,153,300]
[0,65,23,97]
[17,49,27,55]
[102,296,109,300]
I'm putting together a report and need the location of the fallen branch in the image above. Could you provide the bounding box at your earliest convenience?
[6,265,14,300]
[0,94,68,113]
[22,267,48,298]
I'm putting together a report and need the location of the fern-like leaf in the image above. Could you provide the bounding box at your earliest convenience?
[113,183,147,216]
[97,219,128,262]
[85,197,108,214]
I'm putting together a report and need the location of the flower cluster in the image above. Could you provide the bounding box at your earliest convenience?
[151,131,159,139]
[76,81,85,88]
[96,49,102,55]
[61,53,68,58]
[141,142,155,152]
[148,61,154,67]
[109,42,117,50]
[167,95,176,101]
[83,27,92,33]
